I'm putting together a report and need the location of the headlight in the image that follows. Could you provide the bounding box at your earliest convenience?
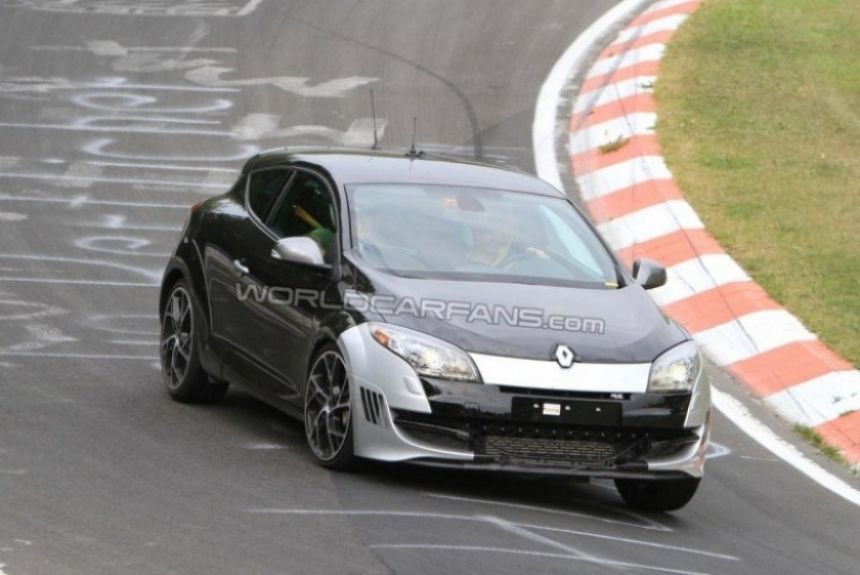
[368,323,481,382]
[648,340,701,393]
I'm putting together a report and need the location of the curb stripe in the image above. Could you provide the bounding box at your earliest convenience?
[572,92,658,132]
[662,281,780,335]
[600,30,677,60]
[694,310,817,368]
[816,411,860,459]
[569,112,657,156]
[579,61,662,97]
[728,341,853,397]
[586,44,667,80]
[575,156,672,200]
[596,199,702,249]
[573,76,656,116]
[649,254,750,307]
[629,1,700,27]
[611,13,691,47]
[586,177,682,224]
[615,228,723,267]
[764,371,860,427]
[563,0,860,464]
[572,134,662,174]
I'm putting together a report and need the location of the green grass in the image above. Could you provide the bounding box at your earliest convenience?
[793,424,849,466]
[657,0,860,367]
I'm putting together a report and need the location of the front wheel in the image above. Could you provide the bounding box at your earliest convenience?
[160,280,228,403]
[614,477,701,512]
[304,343,357,470]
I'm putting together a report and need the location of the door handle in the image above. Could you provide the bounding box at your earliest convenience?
[232,259,250,276]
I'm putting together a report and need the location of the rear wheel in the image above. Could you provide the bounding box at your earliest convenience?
[614,477,701,512]
[304,344,356,470]
[160,281,228,403]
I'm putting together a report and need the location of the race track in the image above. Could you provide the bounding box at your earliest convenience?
[0,1,858,574]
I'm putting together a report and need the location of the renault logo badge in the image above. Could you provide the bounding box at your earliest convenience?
[553,344,575,368]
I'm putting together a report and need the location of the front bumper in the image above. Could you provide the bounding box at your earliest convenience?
[339,324,711,479]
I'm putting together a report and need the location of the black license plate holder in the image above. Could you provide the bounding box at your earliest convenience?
[512,397,621,426]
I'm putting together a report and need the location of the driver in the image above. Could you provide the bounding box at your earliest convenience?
[466,209,549,268]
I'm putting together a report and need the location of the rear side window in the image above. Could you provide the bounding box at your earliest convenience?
[247,169,291,221]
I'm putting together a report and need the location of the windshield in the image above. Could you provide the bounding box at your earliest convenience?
[347,184,620,288]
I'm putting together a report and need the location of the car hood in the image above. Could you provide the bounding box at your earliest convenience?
[348,266,687,363]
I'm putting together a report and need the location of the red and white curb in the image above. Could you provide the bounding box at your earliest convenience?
[535,0,860,473]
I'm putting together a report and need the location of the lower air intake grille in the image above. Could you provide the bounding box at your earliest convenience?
[481,435,616,463]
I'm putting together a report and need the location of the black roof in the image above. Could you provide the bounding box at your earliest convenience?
[244,147,565,198]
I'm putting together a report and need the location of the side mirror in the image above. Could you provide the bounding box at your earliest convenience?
[632,258,667,290]
[271,237,330,269]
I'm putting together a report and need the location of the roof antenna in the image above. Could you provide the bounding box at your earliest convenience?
[369,89,380,150]
[406,116,423,158]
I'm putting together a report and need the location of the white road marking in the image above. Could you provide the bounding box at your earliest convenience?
[371,544,718,575]
[0,76,240,94]
[74,235,171,257]
[0,211,27,221]
[482,514,596,561]
[186,67,378,97]
[249,508,736,566]
[0,194,188,210]
[712,387,860,506]
[32,44,238,54]
[0,300,65,321]
[423,492,669,532]
[0,121,232,137]
[0,254,161,281]
[83,137,258,162]
[0,171,228,189]
[12,0,264,17]
[512,521,739,561]
[71,93,233,114]
[243,443,288,450]
[0,278,158,287]
[87,161,236,173]
[0,352,156,360]
[75,214,183,231]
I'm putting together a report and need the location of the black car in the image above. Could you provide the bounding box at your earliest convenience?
[159,148,711,511]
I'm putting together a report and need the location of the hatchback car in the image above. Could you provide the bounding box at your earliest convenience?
[159,148,711,511]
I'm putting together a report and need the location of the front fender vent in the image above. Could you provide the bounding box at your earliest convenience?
[360,387,388,428]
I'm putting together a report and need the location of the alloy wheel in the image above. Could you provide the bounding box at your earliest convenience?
[161,286,193,390]
[305,350,351,461]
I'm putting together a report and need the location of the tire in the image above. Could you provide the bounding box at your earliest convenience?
[304,343,357,470]
[160,280,228,403]
[614,477,701,512]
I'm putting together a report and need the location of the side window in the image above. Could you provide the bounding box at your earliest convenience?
[267,171,338,261]
[247,169,291,222]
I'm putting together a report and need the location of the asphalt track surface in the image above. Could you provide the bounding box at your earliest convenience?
[0,1,858,574]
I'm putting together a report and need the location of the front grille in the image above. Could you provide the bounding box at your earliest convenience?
[482,435,616,463]
[392,410,697,465]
